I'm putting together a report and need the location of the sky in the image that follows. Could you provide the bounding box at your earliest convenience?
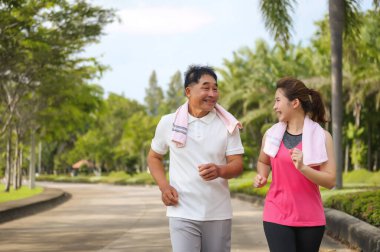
[84,0,372,104]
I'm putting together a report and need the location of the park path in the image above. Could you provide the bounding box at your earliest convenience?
[0,182,354,252]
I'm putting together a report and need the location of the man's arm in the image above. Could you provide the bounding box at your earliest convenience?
[198,154,243,181]
[147,149,178,206]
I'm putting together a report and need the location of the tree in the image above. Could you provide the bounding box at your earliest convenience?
[63,94,146,174]
[118,111,158,173]
[0,0,115,189]
[165,70,185,113]
[144,71,164,116]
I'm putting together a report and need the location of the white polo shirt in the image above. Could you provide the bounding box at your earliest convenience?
[151,109,244,221]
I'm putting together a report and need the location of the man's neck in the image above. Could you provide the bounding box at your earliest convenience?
[188,106,209,118]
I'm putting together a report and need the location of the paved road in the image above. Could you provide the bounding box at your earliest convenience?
[0,182,355,252]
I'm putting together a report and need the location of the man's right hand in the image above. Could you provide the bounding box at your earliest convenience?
[254,174,267,188]
[160,185,179,206]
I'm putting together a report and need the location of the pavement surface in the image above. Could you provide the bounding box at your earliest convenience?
[0,182,356,252]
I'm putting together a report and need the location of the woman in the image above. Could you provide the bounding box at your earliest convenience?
[254,77,336,252]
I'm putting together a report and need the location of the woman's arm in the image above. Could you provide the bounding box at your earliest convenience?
[254,134,271,188]
[291,130,336,189]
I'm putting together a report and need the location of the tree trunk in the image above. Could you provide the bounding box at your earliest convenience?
[353,101,361,170]
[329,0,344,189]
[344,144,349,173]
[5,127,12,192]
[13,130,20,190]
[18,148,23,188]
[140,148,146,172]
[29,130,36,189]
[38,141,42,174]
[367,119,372,171]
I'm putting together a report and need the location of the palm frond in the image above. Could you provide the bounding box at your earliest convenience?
[343,0,362,40]
[259,0,296,47]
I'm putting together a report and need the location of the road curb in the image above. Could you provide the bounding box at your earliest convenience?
[231,192,380,252]
[0,187,70,224]
[325,208,380,252]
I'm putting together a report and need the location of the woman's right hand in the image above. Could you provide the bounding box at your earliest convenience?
[254,174,267,188]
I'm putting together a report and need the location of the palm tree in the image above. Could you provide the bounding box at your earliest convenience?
[258,0,379,189]
[218,40,316,169]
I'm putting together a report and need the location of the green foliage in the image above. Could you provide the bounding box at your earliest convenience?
[229,171,270,197]
[164,70,186,113]
[343,169,380,186]
[61,94,147,173]
[144,70,164,116]
[118,111,159,172]
[346,124,367,169]
[124,172,155,185]
[0,0,116,185]
[36,172,155,185]
[324,190,380,227]
[259,0,293,47]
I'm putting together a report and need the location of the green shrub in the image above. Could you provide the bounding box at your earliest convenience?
[229,171,270,197]
[324,190,380,227]
[36,171,155,185]
[126,172,155,185]
[108,171,131,179]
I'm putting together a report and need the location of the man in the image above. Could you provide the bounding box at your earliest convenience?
[147,65,244,252]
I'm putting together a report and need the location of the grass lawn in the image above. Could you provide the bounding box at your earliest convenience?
[0,184,43,203]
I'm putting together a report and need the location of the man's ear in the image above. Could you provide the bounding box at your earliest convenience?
[185,87,191,98]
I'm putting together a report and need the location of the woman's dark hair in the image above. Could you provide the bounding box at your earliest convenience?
[276,77,327,123]
[184,65,217,88]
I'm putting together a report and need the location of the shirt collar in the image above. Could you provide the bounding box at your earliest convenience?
[188,109,217,124]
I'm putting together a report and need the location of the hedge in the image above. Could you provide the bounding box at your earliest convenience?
[324,190,380,227]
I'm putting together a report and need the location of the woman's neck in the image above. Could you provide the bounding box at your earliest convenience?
[286,114,305,135]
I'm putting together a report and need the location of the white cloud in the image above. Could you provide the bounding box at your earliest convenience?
[107,6,215,35]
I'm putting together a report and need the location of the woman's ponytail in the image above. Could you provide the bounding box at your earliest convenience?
[276,77,328,124]
[309,89,327,124]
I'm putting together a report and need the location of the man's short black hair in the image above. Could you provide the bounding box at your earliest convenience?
[184,65,217,88]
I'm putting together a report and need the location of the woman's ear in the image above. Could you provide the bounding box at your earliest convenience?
[292,98,301,109]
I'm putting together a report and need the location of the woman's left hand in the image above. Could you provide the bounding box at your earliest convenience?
[289,148,305,170]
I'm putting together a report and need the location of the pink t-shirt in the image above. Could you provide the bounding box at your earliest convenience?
[263,141,326,226]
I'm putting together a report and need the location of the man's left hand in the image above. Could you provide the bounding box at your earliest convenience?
[198,163,220,181]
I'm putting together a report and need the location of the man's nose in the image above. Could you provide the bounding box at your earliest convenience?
[208,89,217,97]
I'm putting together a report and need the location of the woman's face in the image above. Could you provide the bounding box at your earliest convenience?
[273,88,293,122]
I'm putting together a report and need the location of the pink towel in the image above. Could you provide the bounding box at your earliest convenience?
[172,101,242,147]
[263,116,328,166]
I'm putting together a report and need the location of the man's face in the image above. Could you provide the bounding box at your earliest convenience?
[186,74,219,114]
